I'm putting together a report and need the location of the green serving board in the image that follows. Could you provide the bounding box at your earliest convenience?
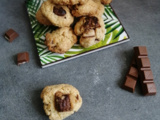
[26,0,129,68]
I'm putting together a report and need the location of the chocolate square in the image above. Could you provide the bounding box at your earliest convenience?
[5,29,19,42]
[138,57,151,68]
[142,83,156,96]
[17,52,29,65]
[128,66,138,79]
[141,70,153,80]
[134,46,148,56]
[123,76,137,93]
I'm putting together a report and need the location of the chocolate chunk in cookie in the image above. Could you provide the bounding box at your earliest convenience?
[53,6,66,16]
[74,16,105,48]
[55,92,71,112]
[83,16,101,31]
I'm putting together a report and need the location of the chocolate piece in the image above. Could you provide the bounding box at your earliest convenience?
[142,82,156,96]
[137,57,151,68]
[122,76,137,93]
[141,70,154,81]
[128,66,138,79]
[53,6,66,16]
[83,16,101,31]
[134,46,148,56]
[122,57,138,93]
[140,68,151,71]
[55,92,71,112]
[5,29,19,42]
[134,46,156,96]
[131,58,137,67]
[17,52,29,65]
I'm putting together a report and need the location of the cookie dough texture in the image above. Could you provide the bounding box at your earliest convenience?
[51,0,88,5]
[41,84,82,120]
[71,0,104,17]
[94,0,112,5]
[41,0,74,27]
[45,27,77,53]
[36,8,52,25]
[100,0,112,5]
[74,16,105,48]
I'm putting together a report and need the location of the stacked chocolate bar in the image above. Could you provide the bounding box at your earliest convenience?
[123,46,156,96]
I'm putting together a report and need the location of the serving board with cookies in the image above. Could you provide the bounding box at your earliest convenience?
[26,0,129,68]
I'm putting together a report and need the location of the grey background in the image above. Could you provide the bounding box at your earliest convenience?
[0,0,160,120]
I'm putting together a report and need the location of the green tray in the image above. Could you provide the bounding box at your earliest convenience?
[26,0,129,68]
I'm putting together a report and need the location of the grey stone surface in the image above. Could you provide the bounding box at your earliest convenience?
[0,0,160,120]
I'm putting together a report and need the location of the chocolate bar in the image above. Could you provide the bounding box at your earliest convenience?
[4,29,19,42]
[122,58,138,93]
[134,46,156,96]
[17,52,29,65]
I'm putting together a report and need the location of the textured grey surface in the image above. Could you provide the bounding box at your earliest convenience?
[0,0,160,120]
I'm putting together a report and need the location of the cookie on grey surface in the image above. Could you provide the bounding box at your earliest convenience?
[41,84,82,120]
[94,0,112,5]
[51,0,88,5]
[45,27,77,54]
[36,8,52,25]
[71,0,104,17]
[41,0,74,27]
[74,16,105,48]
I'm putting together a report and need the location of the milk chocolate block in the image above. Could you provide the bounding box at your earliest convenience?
[142,82,156,96]
[134,46,148,56]
[137,57,151,68]
[123,76,137,93]
[140,70,154,81]
[17,52,29,65]
[128,66,138,79]
[5,29,19,42]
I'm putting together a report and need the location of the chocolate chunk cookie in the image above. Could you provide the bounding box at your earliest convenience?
[71,0,104,17]
[41,0,74,27]
[41,84,82,120]
[74,16,105,48]
[45,27,77,54]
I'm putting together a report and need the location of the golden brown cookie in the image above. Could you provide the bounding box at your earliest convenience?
[74,16,105,48]
[71,0,104,17]
[36,8,52,25]
[41,0,74,27]
[45,27,77,54]
[51,0,88,5]
[41,84,82,120]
